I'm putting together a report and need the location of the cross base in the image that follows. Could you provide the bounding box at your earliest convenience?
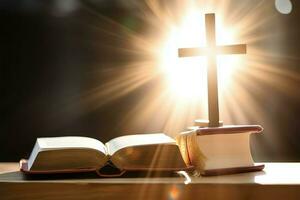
[194,119,223,128]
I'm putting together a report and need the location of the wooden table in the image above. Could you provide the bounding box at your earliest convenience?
[0,163,299,200]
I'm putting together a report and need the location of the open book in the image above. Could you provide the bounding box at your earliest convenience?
[20,133,191,176]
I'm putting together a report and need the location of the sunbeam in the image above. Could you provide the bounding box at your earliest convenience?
[79,0,300,137]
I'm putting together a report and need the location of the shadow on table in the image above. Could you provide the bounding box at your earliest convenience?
[0,170,182,181]
[0,170,266,183]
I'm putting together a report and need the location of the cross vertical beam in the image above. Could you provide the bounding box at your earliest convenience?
[206,14,219,127]
[178,13,247,127]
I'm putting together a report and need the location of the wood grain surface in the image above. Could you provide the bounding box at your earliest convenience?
[0,163,300,200]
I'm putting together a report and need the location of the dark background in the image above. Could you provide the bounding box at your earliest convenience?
[1,0,300,161]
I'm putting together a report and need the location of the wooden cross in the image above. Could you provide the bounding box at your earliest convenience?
[178,13,247,127]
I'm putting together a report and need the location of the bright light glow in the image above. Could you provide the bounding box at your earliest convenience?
[80,0,300,142]
[177,170,192,184]
[255,163,300,184]
[275,0,293,14]
[159,10,242,99]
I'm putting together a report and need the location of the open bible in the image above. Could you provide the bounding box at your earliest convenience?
[20,133,191,176]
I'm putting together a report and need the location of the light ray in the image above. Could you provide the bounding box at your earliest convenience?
[76,0,300,141]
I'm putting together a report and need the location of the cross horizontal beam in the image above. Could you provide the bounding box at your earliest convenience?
[178,44,247,57]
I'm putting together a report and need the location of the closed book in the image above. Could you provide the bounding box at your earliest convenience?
[176,125,264,176]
